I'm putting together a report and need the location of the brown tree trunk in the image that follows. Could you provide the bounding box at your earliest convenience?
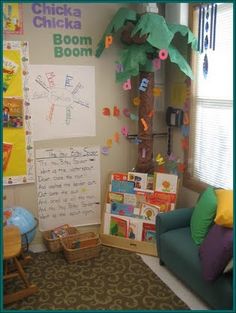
[135,71,154,174]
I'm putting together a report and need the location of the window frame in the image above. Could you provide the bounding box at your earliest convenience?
[182,3,233,193]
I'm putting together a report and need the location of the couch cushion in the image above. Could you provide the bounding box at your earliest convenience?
[190,187,217,245]
[199,224,233,281]
[214,189,233,228]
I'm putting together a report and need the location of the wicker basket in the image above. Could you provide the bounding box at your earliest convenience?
[43,227,79,253]
[61,232,101,263]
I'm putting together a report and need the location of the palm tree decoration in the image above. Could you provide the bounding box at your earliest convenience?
[96,7,197,173]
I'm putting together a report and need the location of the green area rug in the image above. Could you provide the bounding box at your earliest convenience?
[4,245,189,310]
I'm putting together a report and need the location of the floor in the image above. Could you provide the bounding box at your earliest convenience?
[140,254,210,310]
[31,244,210,310]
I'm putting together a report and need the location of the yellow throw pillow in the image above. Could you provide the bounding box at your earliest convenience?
[214,189,233,228]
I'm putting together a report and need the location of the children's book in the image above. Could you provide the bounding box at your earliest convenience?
[108,192,124,203]
[111,180,135,194]
[3,142,13,171]
[128,218,142,241]
[111,202,134,217]
[123,193,137,206]
[3,98,23,128]
[146,192,175,212]
[3,56,19,93]
[111,172,128,181]
[147,174,154,191]
[128,172,148,190]
[140,202,160,222]
[110,215,129,237]
[154,172,178,194]
[142,223,156,243]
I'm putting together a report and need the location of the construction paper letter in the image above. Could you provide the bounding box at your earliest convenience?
[113,106,120,117]
[132,97,140,106]
[105,35,113,48]
[114,132,120,143]
[121,126,128,137]
[159,49,168,60]
[140,118,148,131]
[122,79,131,90]
[152,58,161,70]
[101,146,109,155]
[153,87,161,96]
[139,78,149,92]
[123,108,130,118]
[103,107,111,116]
[116,63,123,73]
[106,139,112,148]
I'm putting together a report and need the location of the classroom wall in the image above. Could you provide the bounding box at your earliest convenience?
[3,3,167,246]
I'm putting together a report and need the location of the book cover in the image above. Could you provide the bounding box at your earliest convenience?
[111,180,135,194]
[3,142,13,171]
[111,172,128,181]
[147,174,154,191]
[123,193,137,206]
[3,98,23,128]
[146,192,174,212]
[108,192,124,203]
[128,172,148,190]
[128,218,142,241]
[3,56,19,93]
[111,202,134,217]
[110,215,129,237]
[154,172,178,194]
[140,202,160,222]
[142,222,156,243]
[135,190,148,207]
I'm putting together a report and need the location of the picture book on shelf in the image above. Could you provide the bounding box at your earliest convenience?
[110,215,129,237]
[140,202,160,222]
[146,191,176,212]
[111,202,134,217]
[128,219,142,241]
[111,172,128,181]
[111,180,135,194]
[128,172,148,190]
[142,223,156,243]
[154,172,178,194]
[123,193,137,206]
[108,192,124,203]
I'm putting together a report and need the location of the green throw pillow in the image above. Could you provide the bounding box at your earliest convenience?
[190,187,217,245]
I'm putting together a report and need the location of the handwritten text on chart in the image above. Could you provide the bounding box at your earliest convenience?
[35,146,101,230]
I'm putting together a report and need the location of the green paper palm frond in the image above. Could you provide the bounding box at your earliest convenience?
[116,43,155,83]
[131,13,174,50]
[168,44,194,79]
[95,7,137,57]
[167,23,198,51]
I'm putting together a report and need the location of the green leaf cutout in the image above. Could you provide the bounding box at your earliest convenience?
[131,13,174,50]
[167,23,198,51]
[116,43,155,83]
[95,8,137,57]
[168,44,194,79]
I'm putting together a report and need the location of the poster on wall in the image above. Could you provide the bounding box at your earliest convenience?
[3,41,34,186]
[29,65,95,141]
[35,145,101,231]
[3,3,24,35]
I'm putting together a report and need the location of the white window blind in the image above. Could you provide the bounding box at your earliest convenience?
[190,3,233,189]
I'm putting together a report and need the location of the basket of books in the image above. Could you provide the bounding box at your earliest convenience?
[43,224,79,253]
[61,232,101,263]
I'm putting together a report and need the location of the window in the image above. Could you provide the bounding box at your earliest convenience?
[184,3,233,192]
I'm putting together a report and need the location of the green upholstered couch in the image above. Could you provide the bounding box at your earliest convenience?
[156,207,233,310]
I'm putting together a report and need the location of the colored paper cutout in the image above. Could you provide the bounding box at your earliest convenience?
[123,108,130,118]
[152,58,161,70]
[183,112,190,125]
[131,137,142,144]
[159,49,168,60]
[156,153,165,165]
[122,79,131,90]
[140,118,148,131]
[181,137,189,150]
[103,107,111,116]
[130,113,138,121]
[152,87,161,97]
[114,132,120,143]
[148,110,154,118]
[121,126,128,137]
[113,106,120,117]
[181,125,190,137]
[141,148,146,158]
[105,35,113,48]
[170,83,187,107]
[101,146,109,155]
[115,63,124,72]
[132,96,140,106]
[106,139,112,148]
[139,78,149,92]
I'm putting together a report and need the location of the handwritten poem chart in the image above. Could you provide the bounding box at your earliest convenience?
[30,65,95,141]
[35,146,101,231]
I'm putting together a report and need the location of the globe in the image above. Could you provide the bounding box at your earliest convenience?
[4,207,38,249]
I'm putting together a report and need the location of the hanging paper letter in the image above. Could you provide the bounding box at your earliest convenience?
[139,78,149,92]
[105,35,113,48]
[122,79,131,90]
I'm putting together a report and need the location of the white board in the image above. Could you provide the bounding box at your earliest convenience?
[29,65,95,141]
[35,146,101,231]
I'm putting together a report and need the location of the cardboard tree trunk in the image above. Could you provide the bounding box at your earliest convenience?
[135,71,154,174]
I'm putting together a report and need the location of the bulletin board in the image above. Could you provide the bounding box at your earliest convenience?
[29,65,95,141]
[35,146,101,231]
[3,41,34,185]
